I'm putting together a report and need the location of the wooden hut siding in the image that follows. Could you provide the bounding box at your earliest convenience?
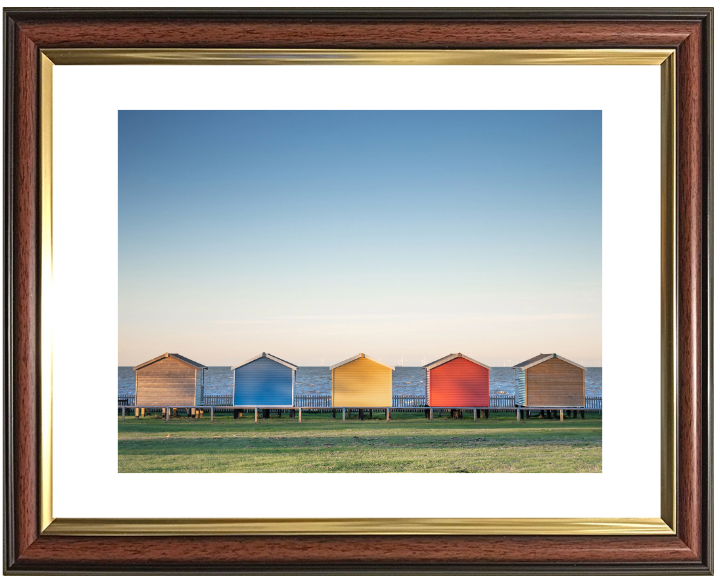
[195,369,205,406]
[515,369,527,406]
[526,357,585,406]
[233,356,294,406]
[331,356,392,407]
[427,357,490,407]
[135,356,198,406]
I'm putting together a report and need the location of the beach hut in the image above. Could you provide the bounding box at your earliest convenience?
[423,353,491,407]
[231,352,297,407]
[134,352,207,407]
[513,353,586,407]
[330,353,393,407]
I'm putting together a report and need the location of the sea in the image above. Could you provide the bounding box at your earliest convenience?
[118,366,602,398]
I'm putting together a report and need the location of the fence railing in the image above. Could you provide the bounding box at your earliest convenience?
[586,396,602,410]
[203,394,233,406]
[393,394,426,407]
[490,394,516,407]
[118,394,135,406]
[121,393,602,409]
[294,394,332,407]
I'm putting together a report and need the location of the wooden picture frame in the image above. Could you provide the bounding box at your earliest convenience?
[4,8,712,574]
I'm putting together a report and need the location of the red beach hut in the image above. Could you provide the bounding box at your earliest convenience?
[423,353,491,407]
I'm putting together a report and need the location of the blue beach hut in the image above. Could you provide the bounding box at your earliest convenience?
[231,352,297,407]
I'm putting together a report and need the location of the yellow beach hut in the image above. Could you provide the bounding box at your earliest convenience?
[330,353,394,407]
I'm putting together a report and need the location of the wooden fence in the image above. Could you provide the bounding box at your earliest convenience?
[294,394,332,407]
[203,394,233,406]
[491,394,516,407]
[393,395,426,407]
[118,394,135,406]
[586,396,602,410]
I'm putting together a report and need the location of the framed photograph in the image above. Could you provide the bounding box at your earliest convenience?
[4,8,712,574]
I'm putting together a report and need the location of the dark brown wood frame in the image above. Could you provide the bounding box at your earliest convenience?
[3,8,713,574]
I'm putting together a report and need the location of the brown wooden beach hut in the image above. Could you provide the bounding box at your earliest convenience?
[134,352,208,407]
[513,353,585,407]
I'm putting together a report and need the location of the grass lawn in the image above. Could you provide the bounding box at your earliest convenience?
[118,409,601,473]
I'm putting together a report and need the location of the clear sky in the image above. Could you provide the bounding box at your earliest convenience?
[119,110,601,367]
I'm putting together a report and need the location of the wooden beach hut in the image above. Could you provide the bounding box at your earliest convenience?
[513,353,586,407]
[134,352,207,407]
[232,352,297,407]
[330,353,393,407]
[423,353,491,407]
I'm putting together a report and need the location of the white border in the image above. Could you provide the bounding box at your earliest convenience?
[53,64,659,519]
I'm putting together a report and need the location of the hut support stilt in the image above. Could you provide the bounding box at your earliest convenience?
[516,409,520,421]
[386,408,390,421]
[429,409,434,421]
[473,409,477,421]
[166,407,170,422]
[299,408,302,423]
[135,408,139,418]
[254,407,258,423]
[560,409,564,422]
[210,407,214,423]
[342,408,346,422]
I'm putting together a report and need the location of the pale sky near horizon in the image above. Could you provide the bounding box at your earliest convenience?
[118,110,601,367]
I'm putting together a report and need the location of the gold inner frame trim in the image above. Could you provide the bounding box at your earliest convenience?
[40,52,53,533]
[43,47,673,66]
[45,517,673,536]
[39,48,677,537]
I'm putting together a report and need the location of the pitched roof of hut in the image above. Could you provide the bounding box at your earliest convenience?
[513,353,586,371]
[422,353,491,371]
[329,353,395,371]
[133,352,208,371]
[231,352,298,371]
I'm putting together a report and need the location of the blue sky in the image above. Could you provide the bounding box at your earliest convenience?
[119,110,601,367]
